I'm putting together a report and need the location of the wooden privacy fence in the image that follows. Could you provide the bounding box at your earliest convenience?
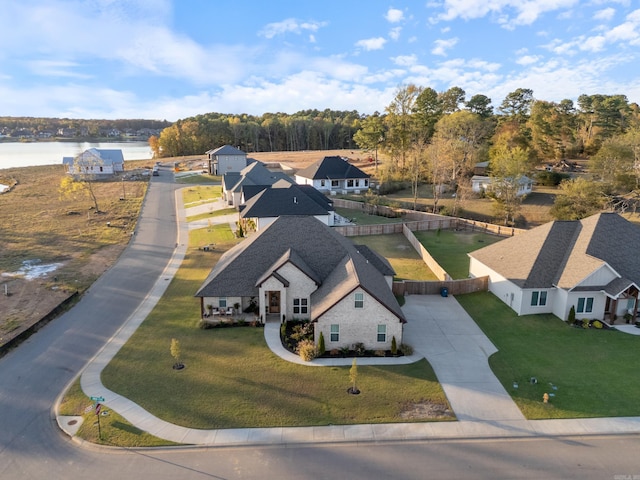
[402,224,450,281]
[393,277,488,296]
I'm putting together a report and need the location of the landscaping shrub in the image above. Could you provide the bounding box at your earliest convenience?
[400,343,413,356]
[391,336,397,355]
[297,339,317,361]
[568,306,575,325]
[353,342,366,356]
[318,331,326,356]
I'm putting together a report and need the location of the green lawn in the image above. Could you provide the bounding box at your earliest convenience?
[335,207,403,225]
[176,173,220,184]
[186,207,237,223]
[96,227,450,437]
[457,292,640,419]
[182,185,222,206]
[414,230,504,279]
[349,233,438,280]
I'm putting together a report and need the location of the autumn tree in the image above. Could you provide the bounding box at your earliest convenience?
[384,84,422,172]
[550,177,606,220]
[353,112,386,172]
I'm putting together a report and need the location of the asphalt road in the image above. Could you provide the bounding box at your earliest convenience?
[1,167,639,480]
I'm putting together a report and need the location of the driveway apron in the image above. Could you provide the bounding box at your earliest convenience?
[402,295,525,422]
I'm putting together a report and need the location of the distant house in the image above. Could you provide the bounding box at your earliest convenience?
[471,175,533,197]
[295,156,370,194]
[222,161,294,207]
[239,179,335,230]
[195,215,405,351]
[62,148,124,176]
[468,213,640,322]
[206,145,248,175]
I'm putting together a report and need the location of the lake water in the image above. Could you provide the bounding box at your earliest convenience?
[0,141,153,170]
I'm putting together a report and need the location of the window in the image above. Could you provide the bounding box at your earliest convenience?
[347,179,354,187]
[531,291,547,306]
[330,324,339,342]
[320,179,325,187]
[293,298,308,314]
[377,324,386,342]
[331,180,339,188]
[355,292,364,308]
[364,179,369,187]
[218,297,227,308]
[577,297,594,313]
[355,179,360,187]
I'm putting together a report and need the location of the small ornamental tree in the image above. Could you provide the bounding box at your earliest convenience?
[170,338,183,369]
[391,336,397,355]
[568,305,576,325]
[349,358,360,394]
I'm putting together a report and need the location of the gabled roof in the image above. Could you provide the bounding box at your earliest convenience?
[228,161,293,193]
[195,215,404,321]
[206,145,246,156]
[296,156,369,180]
[469,213,640,293]
[62,148,124,166]
[239,181,333,219]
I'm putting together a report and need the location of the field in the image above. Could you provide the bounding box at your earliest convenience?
[0,161,153,348]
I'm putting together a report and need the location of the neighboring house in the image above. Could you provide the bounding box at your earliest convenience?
[295,156,370,194]
[206,145,248,175]
[473,161,489,175]
[222,161,294,207]
[471,175,533,197]
[468,213,640,322]
[239,179,335,230]
[195,215,405,350]
[62,148,125,176]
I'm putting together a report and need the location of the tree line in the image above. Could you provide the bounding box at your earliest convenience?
[0,116,170,138]
[151,110,362,157]
[154,86,639,225]
[352,85,640,225]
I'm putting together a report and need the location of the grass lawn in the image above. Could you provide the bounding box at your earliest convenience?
[176,173,220,184]
[349,233,438,281]
[457,292,640,419]
[413,230,504,279]
[335,207,403,225]
[94,226,450,438]
[182,185,222,206]
[186,207,237,223]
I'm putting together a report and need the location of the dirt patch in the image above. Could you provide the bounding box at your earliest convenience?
[0,245,124,347]
[399,401,454,420]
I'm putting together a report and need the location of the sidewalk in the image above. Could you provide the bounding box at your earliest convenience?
[57,191,640,447]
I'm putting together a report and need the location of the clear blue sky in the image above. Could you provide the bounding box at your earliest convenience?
[2,0,639,120]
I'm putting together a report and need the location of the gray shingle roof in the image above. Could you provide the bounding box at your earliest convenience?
[206,145,246,156]
[62,148,124,166]
[195,215,405,322]
[296,156,370,180]
[239,181,333,219]
[469,213,640,292]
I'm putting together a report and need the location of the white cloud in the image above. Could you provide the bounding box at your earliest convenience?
[594,7,616,21]
[259,19,327,39]
[392,54,418,66]
[516,55,541,65]
[355,37,387,51]
[389,26,402,40]
[385,8,404,23]
[433,0,579,28]
[432,38,458,56]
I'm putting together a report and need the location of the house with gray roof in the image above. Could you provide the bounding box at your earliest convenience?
[295,156,370,194]
[222,161,294,207]
[195,215,405,350]
[205,145,248,175]
[239,179,335,230]
[62,148,124,176]
[468,213,640,322]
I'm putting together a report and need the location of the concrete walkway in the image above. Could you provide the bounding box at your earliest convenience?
[58,192,640,447]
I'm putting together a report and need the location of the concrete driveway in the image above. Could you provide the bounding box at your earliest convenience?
[402,295,526,422]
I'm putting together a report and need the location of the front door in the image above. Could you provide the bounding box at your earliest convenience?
[269,291,280,314]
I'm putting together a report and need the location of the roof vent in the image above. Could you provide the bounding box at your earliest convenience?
[293,196,297,204]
